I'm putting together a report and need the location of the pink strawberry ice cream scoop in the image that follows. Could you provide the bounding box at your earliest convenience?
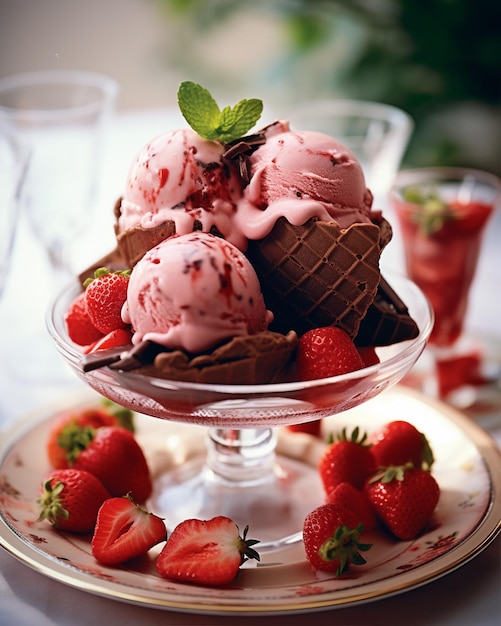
[234,124,377,240]
[121,232,273,354]
[117,128,246,248]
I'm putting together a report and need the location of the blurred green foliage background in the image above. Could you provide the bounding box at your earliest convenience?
[158,0,500,174]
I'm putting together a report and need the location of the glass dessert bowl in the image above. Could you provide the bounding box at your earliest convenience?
[48,272,432,551]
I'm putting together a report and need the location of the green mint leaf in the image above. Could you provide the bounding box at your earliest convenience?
[178,81,221,140]
[215,98,263,143]
[177,81,263,143]
[402,186,455,236]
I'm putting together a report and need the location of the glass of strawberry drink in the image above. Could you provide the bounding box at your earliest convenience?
[390,167,501,405]
[48,271,432,551]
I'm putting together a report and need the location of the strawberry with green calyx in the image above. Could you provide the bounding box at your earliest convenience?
[84,267,131,335]
[156,516,260,586]
[46,401,135,469]
[65,291,105,346]
[319,426,377,494]
[71,426,152,502]
[91,495,167,565]
[178,81,263,144]
[303,503,372,575]
[37,468,110,533]
[296,326,365,381]
[368,420,435,470]
[365,464,440,540]
[49,423,152,502]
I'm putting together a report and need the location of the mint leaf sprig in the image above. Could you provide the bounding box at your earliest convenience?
[402,186,457,236]
[177,81,263,144]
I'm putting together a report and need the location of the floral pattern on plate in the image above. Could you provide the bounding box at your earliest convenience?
[0,387,499,614]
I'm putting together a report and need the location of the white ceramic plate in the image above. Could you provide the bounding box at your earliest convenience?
[0,387,499,615]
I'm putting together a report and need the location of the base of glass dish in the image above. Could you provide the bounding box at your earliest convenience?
[147,427,324,552]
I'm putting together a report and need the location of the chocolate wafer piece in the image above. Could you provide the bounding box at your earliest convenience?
[355,276,420,346]
[141,331,298,384]
[115,220,177,268]
[246,218,387,338]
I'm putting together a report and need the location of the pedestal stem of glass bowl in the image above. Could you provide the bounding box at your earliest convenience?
[149,423,323,551]
[205,427,277,487]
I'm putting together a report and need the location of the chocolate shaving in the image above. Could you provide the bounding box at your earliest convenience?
[222,130,267,186]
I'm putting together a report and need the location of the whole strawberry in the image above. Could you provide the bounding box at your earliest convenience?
[326,482,377,532]
[319,426,376,494]
[303,503,372,575]
[296,326,365,381]
[84,267,130,334]
[37,468,110,533]
[46,401,135,470]
[369,420,434,470]
[60,425,152,502]
[157,516,260,586]
[92,495,167,565]
[64,291,104,346]
[365,465,440,540]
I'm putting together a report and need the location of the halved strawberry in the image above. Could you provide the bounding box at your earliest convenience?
[85,328,133,354]
[91,496,167,565]
[156,516,260,586]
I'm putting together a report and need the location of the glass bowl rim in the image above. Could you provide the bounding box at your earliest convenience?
[47,271,433,396]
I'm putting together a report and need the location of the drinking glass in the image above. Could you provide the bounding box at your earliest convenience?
[0,135,30,427]
[390,167,501,404]
[0,135,28,298]
[0,70,119,277]
[287,99,414,205]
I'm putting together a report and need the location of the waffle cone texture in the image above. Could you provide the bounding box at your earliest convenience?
[246,218,387,338]
[141,331,297,384]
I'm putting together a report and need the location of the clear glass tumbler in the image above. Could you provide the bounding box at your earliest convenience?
[0,70,119,275]
[390,166,501,404]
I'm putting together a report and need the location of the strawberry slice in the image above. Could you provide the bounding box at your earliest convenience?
[85,328,133,354]
[156,516,260,586]
[91,496,167,565]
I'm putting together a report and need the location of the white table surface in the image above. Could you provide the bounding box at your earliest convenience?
[1,109,500,626]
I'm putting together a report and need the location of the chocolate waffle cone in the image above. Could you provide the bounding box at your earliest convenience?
[141,331,298,384]
[355,276,419,346]
[112,197,176,267]
[246,218,389,338]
